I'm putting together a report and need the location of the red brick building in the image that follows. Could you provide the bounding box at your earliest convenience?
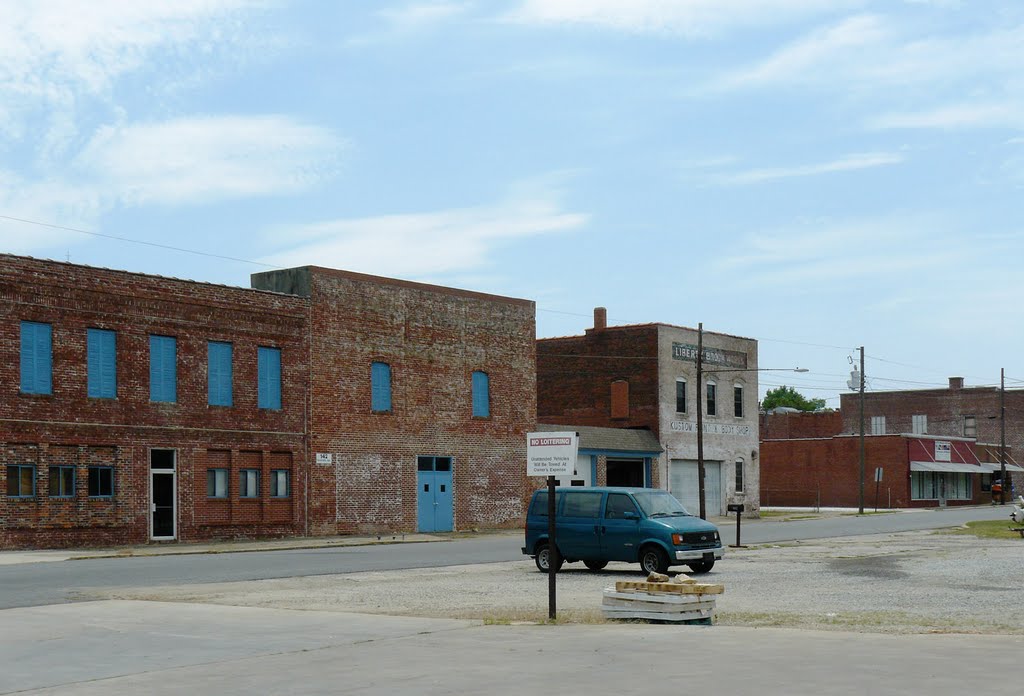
[1,255,309,548]
[838,377,1023,497]
[537,309,759,516]
[760,431,994,508]
[251,266,535,536]
[3,256,536,548]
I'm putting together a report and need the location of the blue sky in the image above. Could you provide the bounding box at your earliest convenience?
[3,0,1023,407]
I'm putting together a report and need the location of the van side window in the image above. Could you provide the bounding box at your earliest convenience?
[530,491,549,516]
[563,491,602,517]
[605,493,638,519]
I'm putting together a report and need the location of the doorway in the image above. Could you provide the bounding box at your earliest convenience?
[150,449,176,540]
[606,458,644,487]
[416,456,453,532]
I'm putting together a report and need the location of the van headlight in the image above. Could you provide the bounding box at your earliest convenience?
[672,533,685,545]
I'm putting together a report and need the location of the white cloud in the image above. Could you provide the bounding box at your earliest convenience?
[505,0,856,36]
[716,152,904,185]
[709,15,1024,98]
[869,103,1024,130]
[0,0,260,157]
[346,2,470,46]
[73,116,343,206]
[261,188,588,276]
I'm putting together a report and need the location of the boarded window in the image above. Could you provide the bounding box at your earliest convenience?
[149,335,177,403]
[87,328,116,399]
[611,380,629,419]
[20,321,52,395]
[258,347,282,409]
[371,362,392,412]
[208,341,233,407]
[472,370,490,418]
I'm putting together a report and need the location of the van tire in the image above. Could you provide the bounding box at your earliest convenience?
[584,560,608,571]
[535,542,563,573]
[688,559,715,574]
[639,546,669,575]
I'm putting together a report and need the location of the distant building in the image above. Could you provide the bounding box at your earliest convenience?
[537,308,759,516]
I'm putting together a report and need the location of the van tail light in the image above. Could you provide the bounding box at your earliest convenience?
[672,533,685,545]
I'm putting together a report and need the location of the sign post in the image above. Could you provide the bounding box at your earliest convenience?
[874,467,883,512]
[527,432,578,621]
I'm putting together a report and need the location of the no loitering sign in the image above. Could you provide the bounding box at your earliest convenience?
[526,432,578,477]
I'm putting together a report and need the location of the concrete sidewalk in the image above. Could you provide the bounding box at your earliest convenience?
[0,531,453,566]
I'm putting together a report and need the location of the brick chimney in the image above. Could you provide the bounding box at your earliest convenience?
[593,307,607,331]
[949,377,964,390]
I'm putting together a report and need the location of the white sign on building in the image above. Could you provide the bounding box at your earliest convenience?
[527,432,578,477]
[315,452,333,465]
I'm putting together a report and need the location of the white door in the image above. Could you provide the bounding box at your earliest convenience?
[670,459,722,516]
[554,454,593,487]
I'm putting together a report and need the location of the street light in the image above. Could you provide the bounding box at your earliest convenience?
[694,323,808,519]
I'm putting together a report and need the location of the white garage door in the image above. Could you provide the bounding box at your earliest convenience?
[554,454,593,487]
[670,459,722,516]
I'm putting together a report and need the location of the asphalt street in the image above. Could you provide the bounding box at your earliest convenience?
[0,505,1012,609]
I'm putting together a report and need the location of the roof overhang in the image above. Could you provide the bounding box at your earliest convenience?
[910,461,987,473]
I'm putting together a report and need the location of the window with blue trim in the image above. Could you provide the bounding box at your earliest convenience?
[371,362,392,412]
[270,470,290,498]
[49,466,76,498]
[87,328,117,399]
[88,466,114,497]
[208,341,233,407]
[472,370,490,418]
[149,335,177,403]
[239,469,260,498]
[20,321,52,395]
[7,465,36,497]
[258,347,282,410]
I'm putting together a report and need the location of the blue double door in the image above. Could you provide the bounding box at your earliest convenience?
[417,456,453,533]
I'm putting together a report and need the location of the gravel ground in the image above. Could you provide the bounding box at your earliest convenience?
[97,529,1024,634]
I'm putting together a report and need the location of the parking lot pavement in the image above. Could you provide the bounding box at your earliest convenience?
[4,600,1022,695]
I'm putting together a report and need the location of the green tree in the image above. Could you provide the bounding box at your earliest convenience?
[761,385,827,412]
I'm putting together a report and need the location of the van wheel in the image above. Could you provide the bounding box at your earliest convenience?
[639,546,669,575]
[688,559,714,574]
[535,542,564,573]
[584,560,608,571]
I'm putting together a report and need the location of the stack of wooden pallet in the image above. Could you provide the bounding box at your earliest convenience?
[602,576,725,624]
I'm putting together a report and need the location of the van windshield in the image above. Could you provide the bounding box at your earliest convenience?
[632,491,692,518]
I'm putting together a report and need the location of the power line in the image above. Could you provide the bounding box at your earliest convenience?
[0,214,281,269]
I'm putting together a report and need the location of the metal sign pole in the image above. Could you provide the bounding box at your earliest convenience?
[547,474,557,620]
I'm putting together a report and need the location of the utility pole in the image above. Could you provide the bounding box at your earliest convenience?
[858,346,865,515]
[696,323,706,520]
[1001,368,1007,506]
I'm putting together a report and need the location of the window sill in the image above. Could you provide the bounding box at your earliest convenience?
[88,396,118,401]
[371,410,393,415]
[206,496,229,501]
[88,496,114,500]
[471,415,492,421]
[19,391,53,398]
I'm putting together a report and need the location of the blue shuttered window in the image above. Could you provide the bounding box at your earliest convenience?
[208,341,233,407]
[87,328,117,399]
[471,370,490,418]
[149,335,177,403]
[258,347,282,410]
[371,361,392,412]
[20,321,52,395]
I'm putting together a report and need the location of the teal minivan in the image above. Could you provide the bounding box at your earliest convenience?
[522,487,723,574]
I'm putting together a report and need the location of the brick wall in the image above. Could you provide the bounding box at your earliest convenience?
[253,266,536,535]
[537,325,660,434]
[0,255,309,549]
[761,411,843,440]
[839,383,1024,496]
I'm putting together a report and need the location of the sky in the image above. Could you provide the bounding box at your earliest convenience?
[2,0,1023,408]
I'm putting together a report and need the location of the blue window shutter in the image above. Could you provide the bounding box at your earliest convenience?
[371,362,391,412]
[88,329,116,398]
[472,371,489,417]
[150,336,176,402]
[208,342,233,406]
[258,347,281,409]
[20,322,52,395]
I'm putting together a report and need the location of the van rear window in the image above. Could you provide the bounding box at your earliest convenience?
[563,491,602,518]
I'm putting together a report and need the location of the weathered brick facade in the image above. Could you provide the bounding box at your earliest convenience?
[760,434,990,508]
[838,377,1023,496]
[537,310,760,516]
[0,254,309,548]
[252,266,536,535]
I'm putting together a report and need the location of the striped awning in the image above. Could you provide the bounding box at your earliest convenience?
[978,462,1024,473]
[910,461,987,474]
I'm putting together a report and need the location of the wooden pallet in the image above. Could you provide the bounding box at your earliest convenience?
[614,581,725,595]
[602,588,718,624]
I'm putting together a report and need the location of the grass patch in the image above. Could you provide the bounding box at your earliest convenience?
[940,520,1023,540]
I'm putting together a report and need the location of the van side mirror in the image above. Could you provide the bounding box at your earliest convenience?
[623,511,639,520]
